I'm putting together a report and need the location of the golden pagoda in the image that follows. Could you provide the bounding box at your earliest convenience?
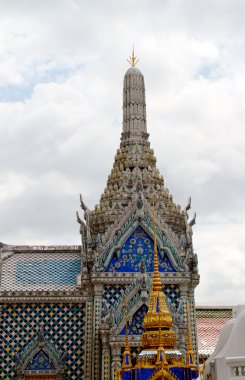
[130,199,197,380]
[141,198,176,351]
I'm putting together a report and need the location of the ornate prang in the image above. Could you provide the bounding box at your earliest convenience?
[0,58,200,380]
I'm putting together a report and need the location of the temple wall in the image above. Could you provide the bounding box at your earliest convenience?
[0,302,86,380]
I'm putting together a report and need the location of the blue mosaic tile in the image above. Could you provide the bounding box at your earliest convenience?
[119,285,180,336]
[16,259,80,285]
[26,349,55,371]
[120,304,148,335]
[105,226,176,273]
[102,285,127,317]
[163,284,180,310]
[1,303,85,380]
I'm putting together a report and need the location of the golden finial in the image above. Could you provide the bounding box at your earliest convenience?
[152,196,162,291]
[141,195,175,349]
[125,305,130,351]
[127,46,139,67]
[122,304,132,371]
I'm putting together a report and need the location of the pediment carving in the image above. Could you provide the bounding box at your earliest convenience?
[93,199,185,273]
[15,328,66,379]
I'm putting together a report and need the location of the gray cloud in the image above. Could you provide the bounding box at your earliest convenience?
[0,0,245,305]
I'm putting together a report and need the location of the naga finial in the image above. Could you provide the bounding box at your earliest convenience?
[127,46,139,67]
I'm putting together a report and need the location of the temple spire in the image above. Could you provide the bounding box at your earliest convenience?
[152,196,163,292]
[122,53,147,139]
[141,198,176,349]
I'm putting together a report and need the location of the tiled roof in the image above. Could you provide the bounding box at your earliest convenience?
[1,249,81,291]
[196,307,233,357]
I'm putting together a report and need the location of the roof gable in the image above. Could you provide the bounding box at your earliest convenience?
[105,226,176,273]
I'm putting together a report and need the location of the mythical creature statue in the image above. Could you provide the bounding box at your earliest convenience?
[76,211,87,253]
[79,194,92,241]
[189,212,196,227]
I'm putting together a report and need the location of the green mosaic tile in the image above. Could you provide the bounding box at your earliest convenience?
[102,284,127,316]
[0,303,86,380]
[163,284,180,309]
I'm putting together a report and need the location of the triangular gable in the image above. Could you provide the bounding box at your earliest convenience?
[26,349,56,371]
[120,304,148,335]
[15,329,66,378]
[105,226,176,273]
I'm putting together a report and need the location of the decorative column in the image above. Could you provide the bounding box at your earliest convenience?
[84,297,94,380]
[188,288,199,365]
[110,344,122,380]
[101,328,111,380]
[92,283,103,380]
[178,284,189,355]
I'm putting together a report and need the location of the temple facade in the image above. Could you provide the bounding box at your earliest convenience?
[0,55,200,380]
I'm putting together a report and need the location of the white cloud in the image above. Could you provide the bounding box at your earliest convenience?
[0,0,245,305]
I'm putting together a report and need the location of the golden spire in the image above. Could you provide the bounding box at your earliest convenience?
[125,306,130,351]
[156,327,168,366]
[152,196,163,292]
[127,46,139,67]
[186,302,196,368]
[122,305,132,371]
[141,196,176,349]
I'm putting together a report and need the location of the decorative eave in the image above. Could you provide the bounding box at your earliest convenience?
[0,244,81,254]
[0,288,88,303]
[91,271,198,283]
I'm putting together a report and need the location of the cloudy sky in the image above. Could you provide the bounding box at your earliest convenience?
[0,0,245,306]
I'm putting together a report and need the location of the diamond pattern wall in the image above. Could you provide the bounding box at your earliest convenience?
[0,303,86,380]
[163,284,180,310]
[102,284,127,316]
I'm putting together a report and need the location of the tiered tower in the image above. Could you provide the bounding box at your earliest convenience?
[88,53,187,240]
[0,54,199,380]
[76,53,200,379]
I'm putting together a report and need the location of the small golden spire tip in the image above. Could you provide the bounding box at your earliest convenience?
[152,195,162,291]
[122,303,132,371]
[127,45,139,67]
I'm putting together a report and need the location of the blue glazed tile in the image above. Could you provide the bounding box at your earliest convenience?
[16,259,80,285]
[105,226,175,273]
